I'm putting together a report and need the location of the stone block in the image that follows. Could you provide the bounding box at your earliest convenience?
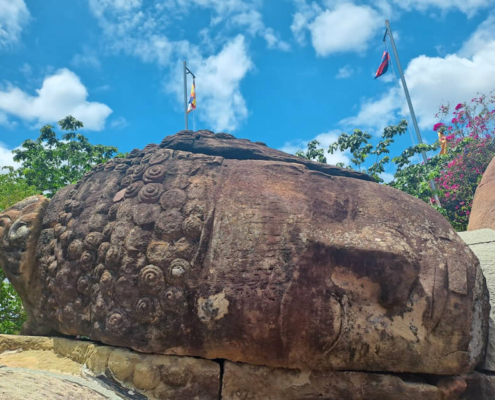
[221,361,444,400]
[459,229,495,371]
[0,334,53,353]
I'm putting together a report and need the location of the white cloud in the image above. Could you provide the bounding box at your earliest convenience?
[340,14,495,134]
[89,1,258,131]
[291,1,382,56]
[90,0,288,52]
[94,84,111,92]
[110,116,129,129]
[0,0,30,49]
[340,88,401,134]
[193,36,253,131]
[168,35,253,132]
[459,14,495,56]
[404,46,495,129]
[0,142,20,170]
[90,0,142,15]
[72,48,101,69]
[263,28,291,51]
[309,4,382,56]
[230,10,290,51]
[391,0,494,16]
[169,0,251,16]
[336,65,354,79]
[279,130,351,166]
[0,69,112,131]
[19,62,32,77]
[0,112,16,128]
[290,0,321,45]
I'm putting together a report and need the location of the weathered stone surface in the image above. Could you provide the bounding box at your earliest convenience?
[0,334,220,400]
[461,371,495,400]
[0,131,489,375]
[459,228,495,372]
[461,371,495,399]
[159,130,374,181]
[0,195,53,335]
[221,361,466,400]
[0,368,124,400]
[469,156,495,230]
[5,334,495,400]
[0,349,90,376]
[0,334,53,353]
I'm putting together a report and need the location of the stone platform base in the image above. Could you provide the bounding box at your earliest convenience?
[0,334,219,399]
[1,334,494,399]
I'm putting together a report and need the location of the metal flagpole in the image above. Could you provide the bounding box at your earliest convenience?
[183,61,188,130]
[384,20,442,207]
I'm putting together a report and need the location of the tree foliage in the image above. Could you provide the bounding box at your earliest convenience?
[0,269,26,334]
[295,140,327,163]
[296,93,495,231]
[0,169,38,212]
[13,115,119,197]
[326,120,408,183]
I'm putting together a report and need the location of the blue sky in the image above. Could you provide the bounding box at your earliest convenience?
[1,0,495,180]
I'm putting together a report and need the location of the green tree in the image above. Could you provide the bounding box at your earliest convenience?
[296,140,327,163]
[0,269,26,334]
[388,143,441,200]
[13,115,119,196]
[325,120,408,183]
[0,169,38,212]
[390,95,495,231]
[295,94,495,232]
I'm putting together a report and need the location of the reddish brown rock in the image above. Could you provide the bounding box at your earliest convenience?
[0,131,489,375]
[469,156,495,231]
[221,361,466,400]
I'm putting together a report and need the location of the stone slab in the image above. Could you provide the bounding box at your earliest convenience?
[5,334,495,399]
[0,334,220,400]
[459,229,495,371]
[458,229,495,246]
[0,367,127,400]
[0,349,84,376]
[221,361,463,400]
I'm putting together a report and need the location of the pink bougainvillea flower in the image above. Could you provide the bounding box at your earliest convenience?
[455,103,463,110]
[433,122,445,131]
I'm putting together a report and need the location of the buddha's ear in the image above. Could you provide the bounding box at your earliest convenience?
[0,195,51,334]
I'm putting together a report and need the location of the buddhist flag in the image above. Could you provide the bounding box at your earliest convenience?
[187,80,196,113]
[374,51,390,79]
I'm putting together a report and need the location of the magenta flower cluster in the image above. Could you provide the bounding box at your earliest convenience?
[433,122,445,131]
[432,94,495,230]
